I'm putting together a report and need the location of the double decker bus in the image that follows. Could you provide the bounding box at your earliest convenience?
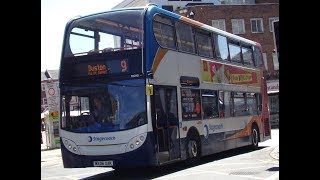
[59,4,271,169]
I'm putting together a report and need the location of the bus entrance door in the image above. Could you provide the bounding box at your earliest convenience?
[153,86,181,164]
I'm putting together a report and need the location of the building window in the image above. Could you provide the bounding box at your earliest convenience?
[272,52,279,70]
[269,17,279,32]
[42,98,47,105]
[268,94,279,115]
[212,19,226,31]
[162,5,173,12]
[41,84,45,91]
[231,19,245,34]
[251,18,263,33]
[262,53,268,70]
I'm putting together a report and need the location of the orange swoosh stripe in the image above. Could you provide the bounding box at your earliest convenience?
[180,17,204,28]
[223,115,262,141]
[151,48,168,74]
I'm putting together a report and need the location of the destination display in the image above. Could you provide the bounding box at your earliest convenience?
[73,58,129,78]
[87,59,128,76]
[60,49,143,82]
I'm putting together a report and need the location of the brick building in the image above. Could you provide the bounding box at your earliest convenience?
[175,2,279,80]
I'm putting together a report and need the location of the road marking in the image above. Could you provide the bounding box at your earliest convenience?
[207,161,270,166]
[155,171,208,179]
[191,169,264,180]
[41,171,107,180]
[41,157,62,162]
[258,159,278,164]
[220,165,267,172]
[157,169,264,180]
[265,172,279,180]
[232,174,264,180]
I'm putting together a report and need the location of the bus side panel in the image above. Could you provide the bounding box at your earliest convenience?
[61,132,158,168]
[200,132,226,156]
[180,130,248,159]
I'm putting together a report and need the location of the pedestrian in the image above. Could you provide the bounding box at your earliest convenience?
[41,119,46,131]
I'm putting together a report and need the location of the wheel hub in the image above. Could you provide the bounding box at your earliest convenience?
[189,140,197,157]
[252,129,258,145]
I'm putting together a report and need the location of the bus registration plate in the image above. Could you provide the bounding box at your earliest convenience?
[93,160,113,167]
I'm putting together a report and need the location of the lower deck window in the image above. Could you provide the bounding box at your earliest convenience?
[181,89,201,120]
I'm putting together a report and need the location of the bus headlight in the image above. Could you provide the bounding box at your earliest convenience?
[126,133,147,152]
[62,137,81,155]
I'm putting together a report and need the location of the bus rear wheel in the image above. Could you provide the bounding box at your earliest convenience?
[251,125,259,149]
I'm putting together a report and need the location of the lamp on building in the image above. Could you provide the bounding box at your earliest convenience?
[188,10,195,19]
[44,69,52,82]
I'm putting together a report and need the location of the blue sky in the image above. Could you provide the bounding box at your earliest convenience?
[41,0,124,71]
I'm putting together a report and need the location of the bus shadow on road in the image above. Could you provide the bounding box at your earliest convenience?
[83,146,266,180]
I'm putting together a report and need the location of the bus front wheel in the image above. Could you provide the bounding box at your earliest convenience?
[186,134,200,164]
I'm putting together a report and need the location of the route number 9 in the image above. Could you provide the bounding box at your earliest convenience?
[121,60,127,72]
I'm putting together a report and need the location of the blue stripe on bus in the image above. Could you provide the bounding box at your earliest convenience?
[200,130,251,156]
[180,129,251,158]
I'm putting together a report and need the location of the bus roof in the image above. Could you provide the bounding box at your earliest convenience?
[147,5,259,46]
[68,4,259,47]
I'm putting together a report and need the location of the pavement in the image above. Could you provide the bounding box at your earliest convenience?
[41,131,48,151]
[270,145,279,160]
[41,131,59,151]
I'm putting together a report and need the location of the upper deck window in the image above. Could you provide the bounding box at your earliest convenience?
[253,46,263,67]
[214,34,229,61]
[153,14,176,50]
[176,21,196,54]
[64,9,144,57]
[228,41,241,64]
[242,45,253,66]
[195,30,213,58]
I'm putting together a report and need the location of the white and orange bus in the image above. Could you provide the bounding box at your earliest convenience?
[59,4,271,169]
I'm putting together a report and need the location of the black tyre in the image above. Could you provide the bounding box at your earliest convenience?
[186,134,200,164]
[251,125,259,149]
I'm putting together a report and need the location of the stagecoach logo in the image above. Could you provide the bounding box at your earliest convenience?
[88,136,116,142]
[208,124,224,132]
[88,136,93,142]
